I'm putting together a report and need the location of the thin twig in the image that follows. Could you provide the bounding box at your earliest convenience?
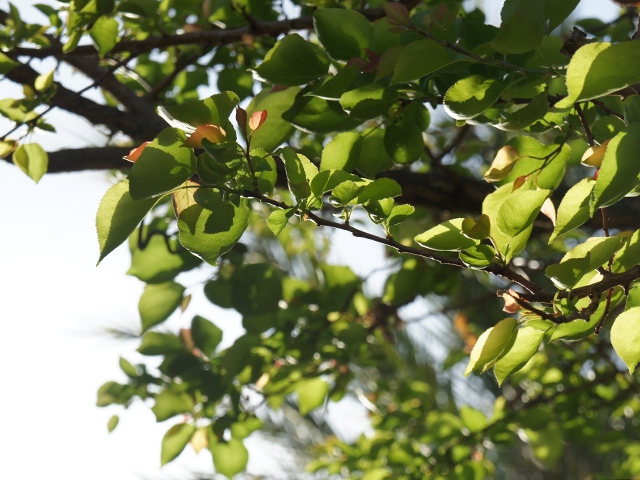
[145,51,202,101]
[575,103,595,147]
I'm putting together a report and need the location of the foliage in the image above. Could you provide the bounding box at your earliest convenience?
[4,0,640,478]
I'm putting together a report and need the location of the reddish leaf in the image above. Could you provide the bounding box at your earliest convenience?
[248,110,268,132]
[183,124,226,148]
[125,141,151,162]
[502,289,520,314]
[235,107,248,137]
[383,2,411,26]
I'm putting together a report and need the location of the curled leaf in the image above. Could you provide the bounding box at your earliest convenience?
[125,141,151,162]
[249,110,268,132]
[502,289,521,314]
[484,145,520,182]
[541,197,556,226]
[580,139,609,168]
[183,124,226,148]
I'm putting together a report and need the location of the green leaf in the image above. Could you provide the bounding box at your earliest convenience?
[391,39,453,84]
[138,281,185,332]
[591,124,640,213]
[63,30,82,53]
[313,8,373,61]
[459,406,487,433]
[355,127,394,178]
[127,230,201,284]
[34,69,55,92]
[246,87,299,152]
[253,33,330,86]
[611,307,640,374]
[613,230,640,273]
[444,75,508,121]
[549,179,595,243]
[231,263,283,316]
[557,41,640,108]
[0,52,20,74]
[152,390,194,422]
[331,180,366,206]
[191,315,223,356]
[280,147,318,201]
[119,357,138,378]
[465,318,517,376]
[159,92,240,132]
[267,208,295,235]
[320,132,362,173]
[362,469,390,480]
[161,423,196,466]
[309,65,359,101]
[624,96,640,125]
[496,189,550,238]
[178,193,250,265]
[138,332,184,356]
[545,236,622,289]
[90,16,118,57]
[297,378,329,414]
[107,415,119,433]
[383,123,423,165]
[483,182,533,261]
[217,68,254,100]
[551,287,624,342]
[501,138,569,190]
[461,215,491,240]
[13,143,48,183]
[128,128,195,200]
[357,178,402,203]
[497,91,549,131]
[231,418,263,440]
[339,84,396,120]
[96,180,158,264]
[544,0,580,32]
[210,438,249,479]
[387,204,415,227]
[490,0,545,54]
[283,94,360,134]
[415,218,480,252]
[627,282,640,310]
[460,245,496,268]
[252,149,278,194]
[204,279,234,309]
[494,326,546,385]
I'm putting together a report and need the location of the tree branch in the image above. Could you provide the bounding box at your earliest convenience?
[3,64,164,140]
[7,2,415,59]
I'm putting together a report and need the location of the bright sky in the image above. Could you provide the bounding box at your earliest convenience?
[0,0,620,479]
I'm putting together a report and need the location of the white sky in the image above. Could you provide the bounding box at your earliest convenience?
[0,0,620,479]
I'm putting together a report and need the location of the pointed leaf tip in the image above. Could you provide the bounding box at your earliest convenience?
[249,110,268,132]
[125,141,151,163]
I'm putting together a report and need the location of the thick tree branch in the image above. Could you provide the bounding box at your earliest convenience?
[8,3,406,59]
[3,64,163,140]
[2,146,132,172]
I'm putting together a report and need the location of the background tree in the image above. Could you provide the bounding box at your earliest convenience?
[4,0,640,478]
